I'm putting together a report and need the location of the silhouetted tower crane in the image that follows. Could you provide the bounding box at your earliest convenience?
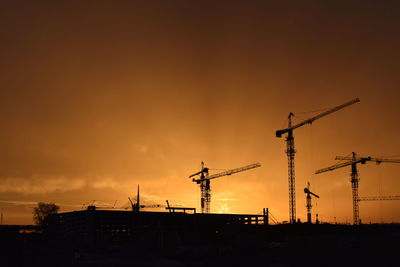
[189,162,261,213]
[304,182,319,223]
[128,185,163,212]
[128,185,140,212]
[315,152,400,225]
[276,98,360,223]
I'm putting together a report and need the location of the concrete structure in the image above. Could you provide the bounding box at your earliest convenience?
[49,209,268,250]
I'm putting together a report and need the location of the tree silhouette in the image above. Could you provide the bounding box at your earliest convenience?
[33,202,59,227]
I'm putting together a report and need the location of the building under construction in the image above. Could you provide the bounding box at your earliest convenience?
[49,207,269,252]
[4,208,398,267]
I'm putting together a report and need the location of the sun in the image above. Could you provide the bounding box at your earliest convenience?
[216,203,231,214]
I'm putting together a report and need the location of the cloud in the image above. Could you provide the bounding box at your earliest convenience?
[0,199,83,208]
[0,200,38,206]
[0,175,125,194]
[91,177,118,189]
[0,176,86,194]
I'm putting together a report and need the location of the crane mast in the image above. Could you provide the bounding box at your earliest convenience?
[315,152,400,224]
[286,113,296,223]
[276,98,360,223]
[350,153,360,225]
[200,179,210,213]
[189,162,261,213]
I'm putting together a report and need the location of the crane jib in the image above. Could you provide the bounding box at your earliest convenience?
[207,163,261,180]
[275,98,360,137]
[192,163,261,182]
[316,155,400,174]
[359,196,400,201]
[335,156,400,164]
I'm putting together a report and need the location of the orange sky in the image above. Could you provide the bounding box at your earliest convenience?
[1,1,399,224]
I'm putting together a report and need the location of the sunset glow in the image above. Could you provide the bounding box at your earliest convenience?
[1,1,399,225]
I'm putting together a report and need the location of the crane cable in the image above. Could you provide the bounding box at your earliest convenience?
[268,210,279,224]
[293,104,336,116]
[309,123,315,193]
[280,115,289,129]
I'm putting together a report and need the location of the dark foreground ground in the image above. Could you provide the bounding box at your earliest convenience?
[1,223,399,267]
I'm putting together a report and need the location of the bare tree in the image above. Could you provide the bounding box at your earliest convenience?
[33,202,59,227]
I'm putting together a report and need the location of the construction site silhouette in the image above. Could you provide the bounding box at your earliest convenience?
[1,98,400,267]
